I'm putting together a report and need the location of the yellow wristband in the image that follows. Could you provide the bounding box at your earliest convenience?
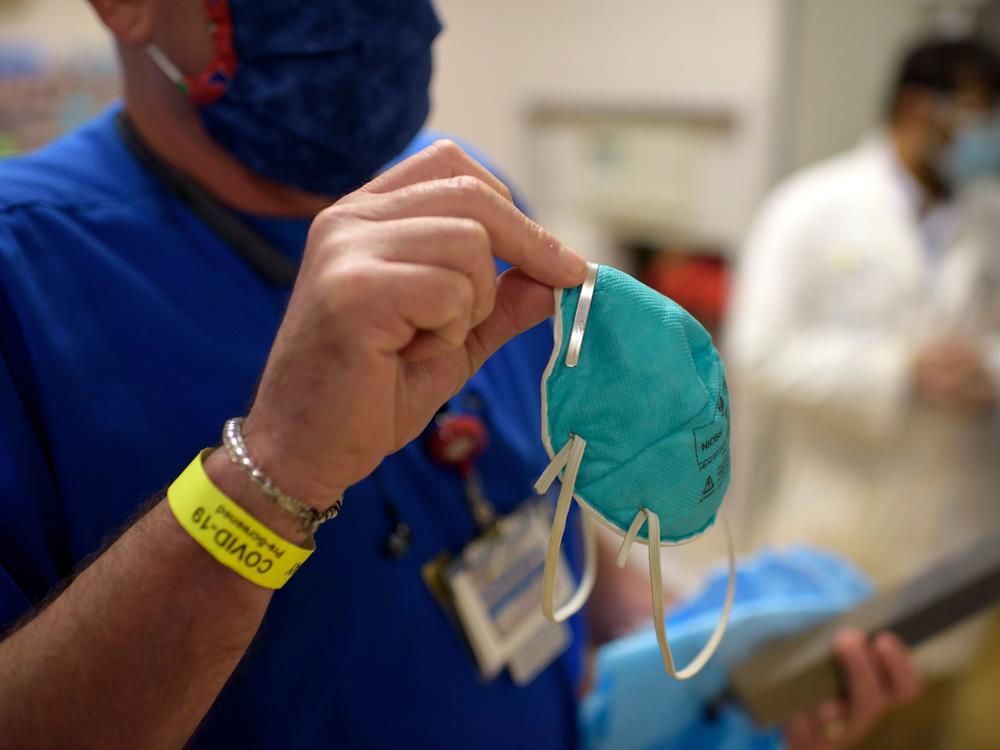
[167,449,314,589]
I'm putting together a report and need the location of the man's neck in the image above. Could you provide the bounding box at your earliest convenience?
[122,52,334,219]
[890,125,950,207]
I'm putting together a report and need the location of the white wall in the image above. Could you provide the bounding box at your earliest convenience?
[0,0,110,55]
[779,0,930,177]
[779,0,1000,177]
[428,0,788,247]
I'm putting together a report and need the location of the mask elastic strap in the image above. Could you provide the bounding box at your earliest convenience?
[535,435,597,622]
[147,45,190,96]
[534,438,577,494]
[641,510,736,680]
[615,511,648,568]
[146,0,236,106]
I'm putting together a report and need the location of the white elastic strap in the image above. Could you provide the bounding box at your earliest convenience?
[540,435,597,622]
[645,511,736,680]
[534,438,576,495]
[616,511,648,569]
[146,45,186,88]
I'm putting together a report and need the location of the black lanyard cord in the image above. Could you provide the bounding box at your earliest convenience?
[115,112,298,287]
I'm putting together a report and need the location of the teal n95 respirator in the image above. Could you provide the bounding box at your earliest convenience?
[536,263,736,679]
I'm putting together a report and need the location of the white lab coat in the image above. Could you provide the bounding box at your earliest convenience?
[727,135,1000,675]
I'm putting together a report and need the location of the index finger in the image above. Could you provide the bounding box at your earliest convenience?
[354,139,514,203]
[346,176,588,289]
[872,632,921,703]
[834,629,885,730]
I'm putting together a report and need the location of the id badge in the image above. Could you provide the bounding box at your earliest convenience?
[442,499,575,685]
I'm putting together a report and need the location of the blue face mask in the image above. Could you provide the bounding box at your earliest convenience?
[148,0,441,196]
[535,264,736,680]
[940,118,1000,188]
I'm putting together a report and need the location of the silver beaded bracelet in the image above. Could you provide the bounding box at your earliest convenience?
[222,417,343,535]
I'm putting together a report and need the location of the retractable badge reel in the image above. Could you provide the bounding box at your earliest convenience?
[426,411,496,530]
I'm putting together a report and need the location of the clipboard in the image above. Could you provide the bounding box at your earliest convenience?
[729,536,1000,727]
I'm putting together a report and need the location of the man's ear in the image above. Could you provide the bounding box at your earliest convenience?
[89,0,154,47]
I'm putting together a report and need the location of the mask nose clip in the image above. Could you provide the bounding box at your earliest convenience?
[565,262,599,368]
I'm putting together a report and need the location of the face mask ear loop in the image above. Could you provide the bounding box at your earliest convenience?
[534,439,576,495]
[615,511,647,569]
[146,45,190,96]
[647,511,736,680]
[540,435,596,622]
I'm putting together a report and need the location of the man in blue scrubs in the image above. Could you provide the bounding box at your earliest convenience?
[0,1,919,748]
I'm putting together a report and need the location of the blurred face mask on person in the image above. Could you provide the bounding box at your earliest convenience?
[147,0,443,196]
[925,86,1000,190]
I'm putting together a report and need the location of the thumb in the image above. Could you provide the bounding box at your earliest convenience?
[466,268,559,371]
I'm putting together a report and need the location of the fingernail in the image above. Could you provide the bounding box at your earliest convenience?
[837,628,865,648]
[558,244,587,279]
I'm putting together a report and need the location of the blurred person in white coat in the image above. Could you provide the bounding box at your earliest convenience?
[727,36,1000,747]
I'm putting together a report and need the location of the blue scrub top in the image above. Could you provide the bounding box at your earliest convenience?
[0,106,586,749]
